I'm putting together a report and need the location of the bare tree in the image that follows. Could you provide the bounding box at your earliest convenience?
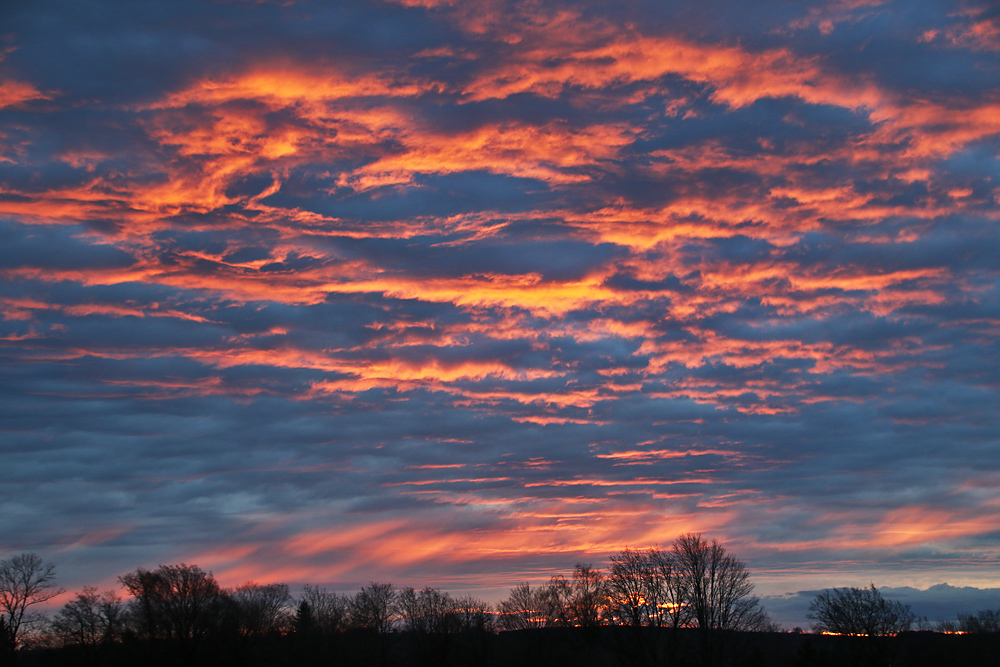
[606,547,690,667]
[298,584,349,633]
[536,575,574,627]
[608,547,688,629]
[497,583,545,631]
[652,547,690,630]
[0,553,63,664]
[671,534,768,632]
[119,563,222,661]
[51,587,124,664]
[399,587,459,634]
[451,595,493,633]
[498,566,608,630]
[807,584,914,637]
[958,609,1000,633]
[228,582,292,636]
[669,535,774,666]
[608,548,652,627]
[569,563,609,627]
[349,582,397,633]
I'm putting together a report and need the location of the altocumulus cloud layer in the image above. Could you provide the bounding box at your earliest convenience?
[1,0,999,608]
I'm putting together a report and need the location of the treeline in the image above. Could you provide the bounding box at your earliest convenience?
[2,535,999,667]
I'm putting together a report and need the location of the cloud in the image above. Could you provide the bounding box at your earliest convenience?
[1,0,998,603]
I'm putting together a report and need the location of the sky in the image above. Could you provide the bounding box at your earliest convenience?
[1,0,999,628]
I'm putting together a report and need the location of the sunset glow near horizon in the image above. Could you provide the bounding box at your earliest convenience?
[2,0,999,618]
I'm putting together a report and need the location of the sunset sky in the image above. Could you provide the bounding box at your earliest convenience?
[2,0,999,626]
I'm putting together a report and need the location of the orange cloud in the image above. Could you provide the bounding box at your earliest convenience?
[149,67,431,110]
[464,32,881,113]
[0,79,49,108]
[597,448,746,465]
[339,121,634,190]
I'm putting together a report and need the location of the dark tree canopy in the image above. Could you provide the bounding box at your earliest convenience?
[400,587,455,634]
[227,582,292,636]
[299,585,349,634]
[119,562,222,660]
[808,584,914,637]
[498,535,771,637]
[959,609,1000,634]
[11,541,1000,667]
[349,582,397,633]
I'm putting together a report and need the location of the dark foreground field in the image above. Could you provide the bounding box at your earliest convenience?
[15,627,1000,667]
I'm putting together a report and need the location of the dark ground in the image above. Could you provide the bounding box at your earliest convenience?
[15,627,1000,667]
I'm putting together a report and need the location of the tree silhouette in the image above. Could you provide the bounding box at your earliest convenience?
[0,553,63,665]
[498,583,545,631]
[228,581,292,636]
[608,547,687,629]
[119,563,222,663]
[8,544,1000,667]
[349,582,397,633]
[294,600,315,634]
[671,534,768,632]
[451,595,493,633]
[807,584,913,667]
[400,587,460,634]
[569,563,609,627]
[671,534,772,666]
[536,575,574,626]
[51,586,124,664]
[299,584,349,633]
[807,584,914,636]
[958,609,1000,633]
